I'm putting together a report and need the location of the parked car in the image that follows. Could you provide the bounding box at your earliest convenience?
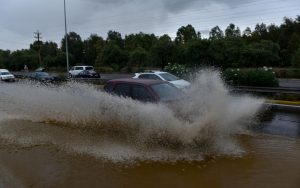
[0,69,15,82]
[29,71,55,82]
[69,66,94,77]
[133,71,190,89]
[74,70,101,78]
[104,78,183,103]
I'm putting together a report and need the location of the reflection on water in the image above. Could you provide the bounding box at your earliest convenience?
[254,108,300,138]
[0,70,299,187]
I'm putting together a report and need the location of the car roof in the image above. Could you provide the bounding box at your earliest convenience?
[137,71,166,74]
[0,69,9,72]
[73,65,93,67]
[107,78,166,85]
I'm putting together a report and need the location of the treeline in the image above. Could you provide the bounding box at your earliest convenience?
[0,16,300,71]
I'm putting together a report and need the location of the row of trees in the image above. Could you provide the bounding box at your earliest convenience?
[1,16,300,71]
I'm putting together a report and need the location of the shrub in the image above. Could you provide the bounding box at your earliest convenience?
[164,63,187,77]
[223,67,279,87]
[274,68,300,78]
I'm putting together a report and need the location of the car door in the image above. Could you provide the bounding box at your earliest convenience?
[112,83,131,98]
[131,84,154,102]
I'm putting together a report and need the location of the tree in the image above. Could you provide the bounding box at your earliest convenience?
[207,39,226,67]
[0,50,11,69]
[253,23,268,39]
[241,40,280,67]
[292,47,300,67]
[61,31,83,65]
[225,23,241,38]
[242,27,252,38]
[124,32,157,52]
[10,49,38,70]
[151,34,177,69]
[83,34,104,66]
[40,41,58,57]
[209,26,224,40]
[97,43,128,71]
[184,39,210,66]
[267,24,280,42]
[175,24,199,44]
[129,47,148,68]
[107,30,123,48]
[287,33,300,55]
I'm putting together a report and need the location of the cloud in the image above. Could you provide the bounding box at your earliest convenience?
[0,0,299,50]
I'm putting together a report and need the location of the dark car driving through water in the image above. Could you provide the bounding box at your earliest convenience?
[29,71,56,82]
[104,78,183,103]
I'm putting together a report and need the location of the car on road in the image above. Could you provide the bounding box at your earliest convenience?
[74,70,101,78]
[29,71,56,82]
[69,66,94,77]
[104,78,183,103]
[0,69,15,82]
[132,71,190,89]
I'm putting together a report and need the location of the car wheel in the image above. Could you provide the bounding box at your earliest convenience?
[68,73,73,78]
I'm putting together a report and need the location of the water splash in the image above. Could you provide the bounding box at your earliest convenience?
[0,70,264,162]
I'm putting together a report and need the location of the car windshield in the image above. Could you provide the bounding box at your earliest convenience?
[151,83,183,102]
[1,72,10,75]
[159,73,180,81]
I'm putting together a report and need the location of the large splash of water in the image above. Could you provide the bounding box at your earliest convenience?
[0,70,264,162]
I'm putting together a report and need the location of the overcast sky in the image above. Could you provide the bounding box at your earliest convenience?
[0,0,299,50]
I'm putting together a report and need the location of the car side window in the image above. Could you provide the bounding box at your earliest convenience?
[75,67,83,70]
[131,85,153,102]
[113,84,130,97]
[139,74,149,79]
[148,74,161,80]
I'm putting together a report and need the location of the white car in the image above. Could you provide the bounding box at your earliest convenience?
[69,66,94,77]
[0,69,15,82]
[133,71,190,89]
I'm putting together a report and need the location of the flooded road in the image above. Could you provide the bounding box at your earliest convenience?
[1,71,299,188]
[0,127,299,188]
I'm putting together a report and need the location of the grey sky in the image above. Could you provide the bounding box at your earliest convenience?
[0,0,299,50]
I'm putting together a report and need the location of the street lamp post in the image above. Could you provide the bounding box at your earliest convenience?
[64,0,69,74]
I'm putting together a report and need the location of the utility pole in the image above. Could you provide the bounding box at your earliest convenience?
[34,30,42,67]
[64,0,69,73]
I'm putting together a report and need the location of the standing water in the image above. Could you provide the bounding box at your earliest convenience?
[0,70,299,188]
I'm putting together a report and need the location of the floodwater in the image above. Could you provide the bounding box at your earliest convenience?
[0,70,299,188]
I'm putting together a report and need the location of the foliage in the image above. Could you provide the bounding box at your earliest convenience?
[209,26,224,40]
[184,39,210,66]
[61,31,83,65]
[129,47,148,68]
[150,35,177,69]
[225,23,241,39]
[164,63,187,77]
[223,68,279,87]
[175,24,200,44]
[292,47,300,68]
[83,34,104,66]
[1,15,300,76]
[97,43,128,71]
[274,68,300,78]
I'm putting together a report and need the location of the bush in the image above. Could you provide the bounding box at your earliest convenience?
[164,63,187,77]
[223,67,279,87]
[274,68,300,78]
